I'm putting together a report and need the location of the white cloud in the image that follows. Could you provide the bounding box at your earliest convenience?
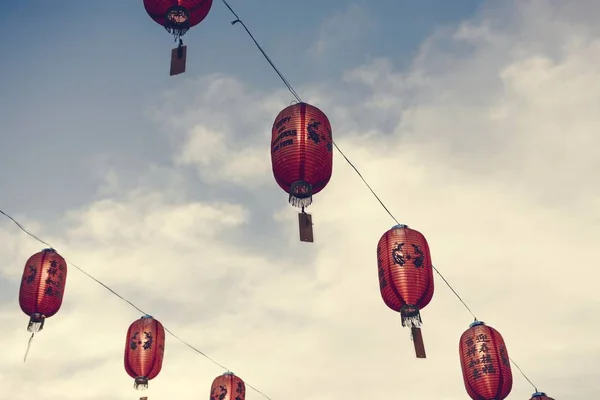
[1,1,599,399]
[307,3,376,58]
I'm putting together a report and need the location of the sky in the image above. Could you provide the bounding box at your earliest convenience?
[0,0,598,399]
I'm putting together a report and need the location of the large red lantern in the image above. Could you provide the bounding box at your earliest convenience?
[271,102,333,242]
[210,372,246,400]
[459,321,513,400]
[124,315,166,390]
[19,248,68,333]
[143,0,213,75]
[376,224,434,358]
[530,392,555,400]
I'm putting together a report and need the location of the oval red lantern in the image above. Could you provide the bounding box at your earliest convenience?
[19,248,68,333]
[271,102,333,209]
[143,0,213,75]
[124,315,166,390]
[271,102,333,242]
[376,224,434,358]
[459,321,513,400]
[143,0,213,39]
[530,392,555,400]
[210,371,246,400]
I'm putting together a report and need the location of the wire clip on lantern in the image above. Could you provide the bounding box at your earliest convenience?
[210,371,246,400]
[270,102,333,243]
[459,321,513,400]
[124,315,166,391]
[376,224,434,358]
[143,0,213,76]
[530,392,555,400]
[18,248,68,362]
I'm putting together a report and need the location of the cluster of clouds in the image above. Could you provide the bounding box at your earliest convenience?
[1,1,598,399]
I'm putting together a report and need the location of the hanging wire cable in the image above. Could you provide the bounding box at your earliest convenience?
[0,209,271,400]
[220,0,539,392]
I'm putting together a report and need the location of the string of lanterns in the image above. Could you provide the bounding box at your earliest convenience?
[5,1,558,399]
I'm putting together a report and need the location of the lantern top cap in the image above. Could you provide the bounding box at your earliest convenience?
[141,314,153,319]
[41,248,56,252]
[532,392,547,397]
[223,371,235,375]
[469,320,485,328]
[392,224,408,229]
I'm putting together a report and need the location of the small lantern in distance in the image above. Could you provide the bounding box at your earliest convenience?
[19,248,68,361]
[270,102,333,243]
[210,371,246,400]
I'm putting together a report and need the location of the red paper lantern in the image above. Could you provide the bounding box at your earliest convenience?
[530,392,555,400]
[18,248,68,333]
[210,372,246,400]
[143,0,213,39]
[143,0,213,75]
[376,224,434,357]
[459,321,513,400]
[271,102,333,210]
[124,315,166,390]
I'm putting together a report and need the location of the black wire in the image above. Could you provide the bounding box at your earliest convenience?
[220,0,540,392]
[220,0,302,103]
[0,208,271,399]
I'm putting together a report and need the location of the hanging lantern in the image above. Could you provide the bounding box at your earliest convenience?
[124,315,166,390]
[143,0,213,75]
[19,248,68,333]
[271,102,333,243]
[459,321,513,400]
[210,372,246,400]
[376,224,434,358]
[530,392,555,400]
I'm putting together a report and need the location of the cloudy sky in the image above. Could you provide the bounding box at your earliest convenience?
[0,0,598,399]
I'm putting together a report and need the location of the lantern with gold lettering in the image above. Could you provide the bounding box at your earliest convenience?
[210,371,246,400]
[376,224,434,358]
[124,315,166,390]
[143,0,213,75]
[271,102,333,242]
[459,321,513,400]
[19,248,68,333]
[530,392,555,400]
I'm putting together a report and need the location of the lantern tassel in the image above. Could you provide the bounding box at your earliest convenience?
[400,306,422,328]
[23,332,35,363]
[289,194,312,208]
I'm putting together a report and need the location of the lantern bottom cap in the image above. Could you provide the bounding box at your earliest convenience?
[289,181,313,208]
[400,305,422,328]
[134,376,149,390]
[27,313,45,333]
